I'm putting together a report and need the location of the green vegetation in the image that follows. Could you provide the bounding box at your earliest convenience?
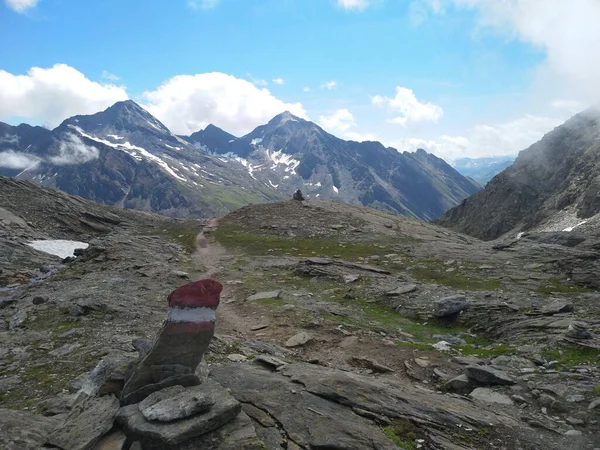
[457,343,516,357]
[214,224,405,260]
[410,264,501,291]
[383,420,419,449]
[541,346,600,369]
[535,278,594,295]
[152,220,203,253]
[594,385,600,397]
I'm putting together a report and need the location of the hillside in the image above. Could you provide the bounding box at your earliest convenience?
[437,108,600,240]
[1,177,599,449]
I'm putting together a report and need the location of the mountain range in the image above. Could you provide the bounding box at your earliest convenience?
[437,107,600,240]
[0,101,480,220]
[452,156,515,185]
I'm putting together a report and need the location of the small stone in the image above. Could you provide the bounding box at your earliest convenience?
[9,310,27,329]
[566,417,585,426]
[227,354,247,363]
[285,332,312,348]
[566,395,586,403]
[453,356,482,366]
[414,358,430,368]
[588,398,600,410]
[171,270,189,279]
[540,299,573,315]
[432,334,466,345]
[343,274,360,283]
[250,323,269,331]
[32,295,48,305]
[564,429,583,436]
[349,356,394,373]
[247,290,282,301]
[511,395,527,404]
[432,341,452,351]
[538,393,555,407]
[470,388,513,405]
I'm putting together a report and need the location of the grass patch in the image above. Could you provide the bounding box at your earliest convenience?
[383,420,419,449]
[152,221,203,254]
[457,343,516,357]
[535,278,594,295]
[411,266,501,291]
[214,224,404,260]
[541,346,600,369]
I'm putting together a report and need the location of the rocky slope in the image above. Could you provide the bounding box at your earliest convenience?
[437,107,600,240]
[186,112,482,220]
[1,177,599,449]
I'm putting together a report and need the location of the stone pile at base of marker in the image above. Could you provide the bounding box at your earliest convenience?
[47,278,248,450]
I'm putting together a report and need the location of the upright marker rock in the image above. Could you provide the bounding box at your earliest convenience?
[121,279,222,405]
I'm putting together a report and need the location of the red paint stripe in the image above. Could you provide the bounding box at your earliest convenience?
[168,278,222,308]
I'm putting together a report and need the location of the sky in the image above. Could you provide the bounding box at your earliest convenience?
[1,0,599,161]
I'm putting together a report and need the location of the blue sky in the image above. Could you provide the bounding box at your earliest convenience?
[1,0,599,160]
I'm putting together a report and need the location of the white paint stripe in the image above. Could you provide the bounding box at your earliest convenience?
[166,306,216,323]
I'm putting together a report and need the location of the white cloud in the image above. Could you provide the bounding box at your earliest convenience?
[336,0,372,11]
[5,0,39,13]
[321,80,337,90]
[0,64,128,129]
[550,99,587,114]
[272,78,285,85]
[387,113,561,161]
[319,109,356,134]
[101,70,120,81]
[142,72,307,136]
[188,0,220,9]
[303,86,311,92]
[49,134,99,165]
[372,86,443,128]
[0,150,40,169]
[415,0,600,102]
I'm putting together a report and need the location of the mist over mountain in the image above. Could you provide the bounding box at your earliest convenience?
[437,107,600,240]
[452,156,515,185]
[0,101,480,220]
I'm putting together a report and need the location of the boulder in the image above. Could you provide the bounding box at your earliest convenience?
[539,299,573,315]
[285,332,312,348]
[433,295,467,318]
[465,365,515,386]
[565,323,592,340]
[116,382,241,447]
[445,374,473,394]
[48,395,120,450]
[0,408,58,450]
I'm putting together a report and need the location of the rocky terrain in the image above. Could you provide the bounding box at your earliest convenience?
[1,177,599,449]
[1,101,480,221]
[437,107,600,240]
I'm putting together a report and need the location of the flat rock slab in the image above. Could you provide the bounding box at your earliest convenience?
[246,290,282,301]
[465,365,515,386]
[470,388,513,405]
[349,356,394,373]
[0,408,58,450]
[117,381,241,446]
[386,284,417,296]
[540,299,574,315]
[285,332,312,347]
[139,385,215,422]
[49,395,120,450]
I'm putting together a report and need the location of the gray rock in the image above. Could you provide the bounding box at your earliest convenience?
[540,299,573,315]
[566,394,585,403]
[588,398,600,410]
[492,355,536,369]
[140,387,215,422]
[253,355,288,370]
[564,429,583,436]
[48,395,120,450]
[49,343,81,357]
[445,374,473,394]
[0,375,21,394]
[566,417,585,426]
[246,290,282,301]
[432,334,467,345]
[565,323,592,339]
[32,295,48,305]
[285,332,312,347]
[470,388,513,405]
[138,385,187,411]
[227,354,247,362]
[37,395,75,416]
[433,295,467,317]
[386,284,417,296]
[465,365,515,386]
[178,411,263,450]
[9,310,27,329]
[0,408,58,450]
[92,430,127,450]
[117,381,241,446]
